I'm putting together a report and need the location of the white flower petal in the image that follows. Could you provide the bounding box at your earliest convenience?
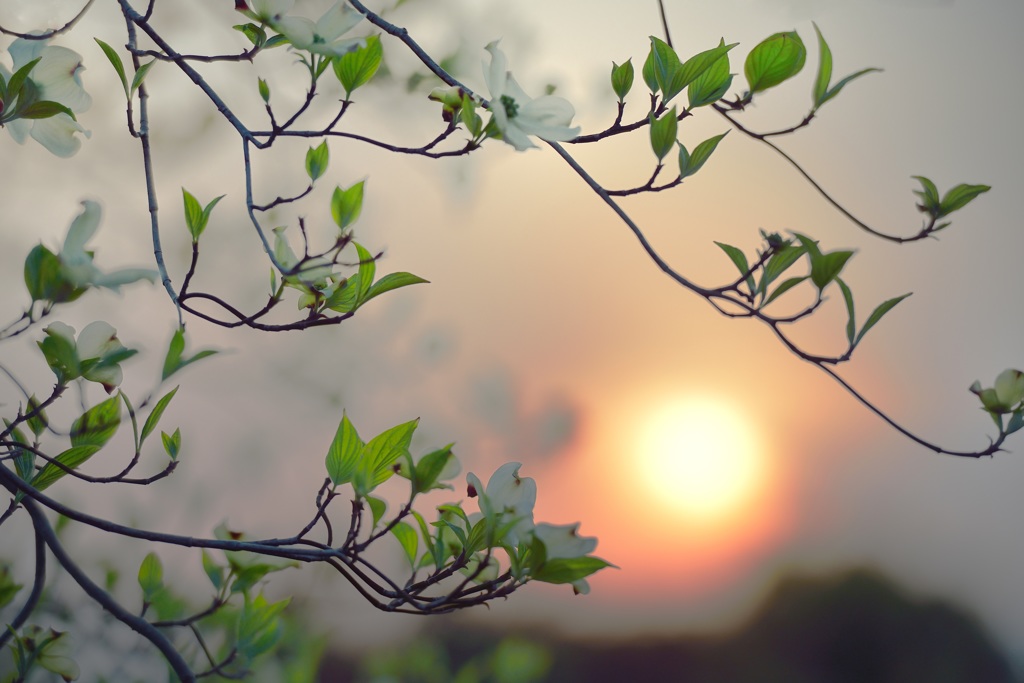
[533,522,598,560]
[76,320,119,360]
[44,322,76,344]
[316,2,363,41]
[31,45,91,112]
[62,201,102,262]
[29,113,89,158]
[484,41,508,99]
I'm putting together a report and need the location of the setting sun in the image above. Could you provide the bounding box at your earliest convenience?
[635,398,765,522]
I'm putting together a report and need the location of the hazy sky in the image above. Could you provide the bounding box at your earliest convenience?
[2,0,1024,674]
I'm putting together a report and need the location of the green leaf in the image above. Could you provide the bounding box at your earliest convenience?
[391,522,419,568]
[24,244,63,302]
[257,77,270,103]
[201,550,224,591]
[18,100,75,120]
[532,557,613,585]
[762,275,808,307]
[331,181,365,231]
[413,444,456,494]
[757,243,806,298]
[130,59,155,96]
[162,328,218,380]
[836,277,856,345]
[31,445,101,492]
[939,183,990,216]
[138,552,164,602]
[745,30,806,94]
[161,428,181,460]
[141,386,178,447]
[810,249,854,291]
[353,242,376,302]
[641,46,659,93]
[304,141,329,182]
[25,395,48,439]
[95,39,130,98]
[610,59,634,101]
[912,175,941,214]
[1006,410,1024,436]
[675,39,738,104]
[678,131,728,179]
[182,189,224,243]
[333,34,383,95]
[237,593,290,661]
[366,495,387,528]
[70,395,121,448]
[4,419,34,485]
[325,412,364,486]
[355,418,419,495]
[361,271,429,306]
[687,50,733,109]
[855,293,912,346]
[6,57,42,105]
[648,36,682,100]
[714,242,754,292]
[812,25,880,110]
[649,106,678,162]
[233,22,267,48]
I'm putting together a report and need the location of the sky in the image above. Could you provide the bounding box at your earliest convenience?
[2,0,1024,675]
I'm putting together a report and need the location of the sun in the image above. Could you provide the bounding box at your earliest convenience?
[634,398,765,522]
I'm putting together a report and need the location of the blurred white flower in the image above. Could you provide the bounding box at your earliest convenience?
[60,200,157,291]
[43,321,132,392]
[483,41,580,151]
[467,461,536,545]
[274,2,364,57]
[2,38,91,157]
[970,369,1024,415]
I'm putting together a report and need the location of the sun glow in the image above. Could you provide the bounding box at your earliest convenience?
[635,398,765,522]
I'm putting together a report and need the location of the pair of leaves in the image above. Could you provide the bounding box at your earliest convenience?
[162,328,218,381]
[643,36,737,105]
[305,141,329,182]
[912,175,990,226]
[812,23,881,110]
[95,39,154,100]
[325,413,419,496]
[182,188,224,243]
[836,278,913,348]
[323,241,429,314]
[610,59,634,101]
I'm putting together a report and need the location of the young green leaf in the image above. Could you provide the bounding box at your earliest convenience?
[413,444,456,494]
[333,35,383,96]
[234,22,268,48]
[391,522,419,568]
[25,395,48,439]
[611,59,634,101]
[130,60,155,96]
[938,183,990,216]
[331,181,365,231]
[325,412,364,486]
[353,242,376,303]
[648,36,683,100]
[687,50,733,109]
[531,557,613,585]
[95,39,129,98]
[138,552,164,602]
[757,243,806,298]
[6,57,41,106]
[355,418,419,494]
[714,242,754,292]
[812,25,880,110]
[31,445,101,492]
[762,275,808,307]
[641,45,659,93]
[141,386,178,446]
[361,271,429,307]
[201,550,224,591]
[305,141,329,182]
[678,131,728,179]
[855,293,912,346]
[809,249,854,291]
[18,101,75,120]
[162,328,219,380]
[70,395,121,448]
[366,495,387,528]
[161,428,181,460]
[182,189,224,243]
[649,106,678,162]
[836,278,856,345]
[675,39,737,104]
[237,593,290,661]
[745,30,806,94]
[912,175,941,215]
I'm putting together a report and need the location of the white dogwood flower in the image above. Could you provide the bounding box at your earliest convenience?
[483,41,580,151]
[2,38,91,157]
[274,2,364,57]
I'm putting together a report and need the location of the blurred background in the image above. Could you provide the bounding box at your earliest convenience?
[1,0,1023,680]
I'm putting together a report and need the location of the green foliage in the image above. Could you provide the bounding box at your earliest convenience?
[138,551,165,603]
[162,328,218,381]
[182,188,225,243]
[745,30,806,95]
[610,59,634,101]
[305,141,329,182]
[649,106,677,161]
[687,47,733,108]
[678,131,727,179]
[331,181,365,231]
[811,23,880,110]
[334,34,384,96]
